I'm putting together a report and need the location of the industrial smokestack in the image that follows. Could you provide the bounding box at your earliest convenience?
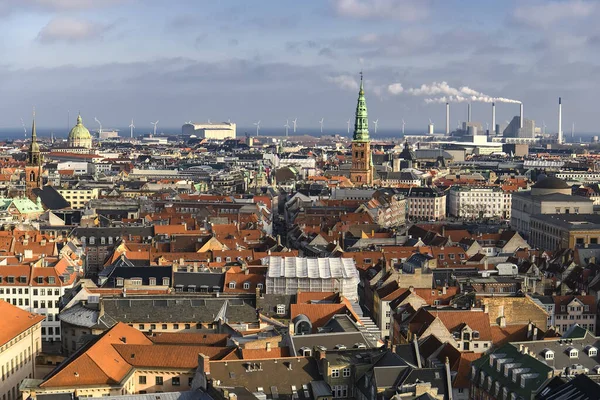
[492,102,496,135]
[467,103,471,123]
[446,102,450,134]
[558,97,563,144]
[519,103,524,129]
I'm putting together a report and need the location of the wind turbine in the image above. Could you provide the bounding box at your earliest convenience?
[319,118,324,134]
[129,119,135,138]
[151,120,159,136]
[346,118,351,134]
[208,119,212,124]
[253,120,261,137]
[373,119,379,134]
[292,118,297,133]
[284,120,290,137]
[572,122,575,139]
[402,119,406,135]
[94,117,102,136]
[485,122,489,132]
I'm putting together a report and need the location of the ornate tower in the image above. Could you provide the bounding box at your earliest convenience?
[25,113,43,197]
[350,73,374,185]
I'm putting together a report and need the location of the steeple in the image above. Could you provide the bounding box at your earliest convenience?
[353,71,369,141]
[31,108,37,143]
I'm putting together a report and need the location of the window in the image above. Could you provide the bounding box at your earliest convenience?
[155,376,163,385]
[342,368,351,377]
[228,282,236,289]
[116,278,124,287]
[172,377,180,386]
[139,376,146,384]
[188,377,194,386]
[162,324,167,330]
[257,283,263,290]
[173,324,179,329]
[331,368,340,378]
[569,349,578,358]
[150,324,156,330]
[276,304,286,315]
[185,324,191,329]
[149,278,156,286]
[139,324,145,330]
[162,278,170,286]
[243,282,250,290]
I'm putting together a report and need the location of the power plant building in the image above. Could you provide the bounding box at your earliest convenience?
[182,122,236,139]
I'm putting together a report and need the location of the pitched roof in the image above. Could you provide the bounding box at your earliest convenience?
[0,300,44,347]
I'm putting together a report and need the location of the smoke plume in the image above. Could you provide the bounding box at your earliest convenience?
[402,81,521,104]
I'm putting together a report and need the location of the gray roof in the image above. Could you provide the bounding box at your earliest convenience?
[59,303,99,328]
[88,392,212,400]
[290,331,374,355]
[531,213,600,230]
[101,297,258,324]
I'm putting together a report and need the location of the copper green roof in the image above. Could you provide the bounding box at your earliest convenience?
[353,73,369,142]
[68,114,92,141]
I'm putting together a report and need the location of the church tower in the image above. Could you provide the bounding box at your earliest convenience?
[25,113,43,198]
[349,73,374,185]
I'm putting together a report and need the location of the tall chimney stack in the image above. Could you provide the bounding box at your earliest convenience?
[446,102,450,134]
[520,103,524,129]
[492,102,496,135]
[558,97,563,144]
[467,103,471,123]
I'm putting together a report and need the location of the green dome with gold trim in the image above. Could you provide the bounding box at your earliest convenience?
[68,115,92,141]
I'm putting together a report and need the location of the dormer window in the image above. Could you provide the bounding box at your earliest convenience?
[37,276,43,284]
[569,348,579,358]
[243,282,250,290]
[228,282,236,289]
[299,347,311,356]
[472,331,480,339]
[276,304,286,315]
[586,346,597,357]
[544,349,554,360]
[116,278,124,287]
[149,277,156,286]
[162,277,170,286]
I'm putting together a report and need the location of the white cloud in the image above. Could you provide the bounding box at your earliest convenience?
[326,74,359,91]
[37,16,106,43]
[513,0,596,29]
[387,82,403,95]
[331,0,429,22]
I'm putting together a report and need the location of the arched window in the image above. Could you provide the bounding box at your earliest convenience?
[29,171,36,182]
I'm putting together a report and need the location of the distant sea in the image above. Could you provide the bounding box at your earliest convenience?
[0,126,598,143]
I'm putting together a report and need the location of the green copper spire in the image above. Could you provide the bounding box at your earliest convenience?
[31,107,37,143]
[353,72,369,141]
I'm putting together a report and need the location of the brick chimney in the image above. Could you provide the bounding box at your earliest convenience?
[198,353,210,375]
[266,342,271,352]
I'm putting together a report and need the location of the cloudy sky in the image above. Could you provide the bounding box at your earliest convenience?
[1,0,599,133]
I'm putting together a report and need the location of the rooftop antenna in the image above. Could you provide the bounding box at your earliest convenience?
[572,122,575,139]
[20,118,27,138]
[129,119,135,139]
[486,122,489,132]
[151,120,159,136]
[292,118,297,133]
[94,117,102,136]
[284,119,290,137]
[402,119,406,135]
[319,118,324,134]
[253,120,261,137]
[373,119,379,134]
[346,118,351,134]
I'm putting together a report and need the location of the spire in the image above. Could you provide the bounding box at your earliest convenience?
[76,114,83,125]
[31,107,37,143]
[353,71,369,141]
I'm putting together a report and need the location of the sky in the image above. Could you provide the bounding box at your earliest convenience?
[1,0,599,134]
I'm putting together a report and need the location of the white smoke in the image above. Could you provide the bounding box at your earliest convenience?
[404,81,521,104]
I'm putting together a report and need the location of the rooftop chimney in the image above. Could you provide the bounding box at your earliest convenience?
[520,103,524,129]
[445,357,453,400]
[199,353,210,375]
[266,342,272,352]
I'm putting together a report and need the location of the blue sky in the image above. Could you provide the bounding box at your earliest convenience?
[1,0,599,133]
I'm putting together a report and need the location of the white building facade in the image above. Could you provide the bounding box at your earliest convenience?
[449,186,511,219]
